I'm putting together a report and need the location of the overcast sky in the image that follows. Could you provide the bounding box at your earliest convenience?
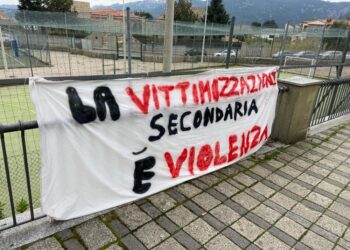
[2,0,350,7]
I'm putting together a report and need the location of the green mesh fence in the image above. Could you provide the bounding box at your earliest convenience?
[0,8,348,37]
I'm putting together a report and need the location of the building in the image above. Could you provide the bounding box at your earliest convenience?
[88,9,141,20]
[192,7,206,21]
[300,18,350,31]
[71,1,91,13]
[293,18,350,41]
[0,10,8,20]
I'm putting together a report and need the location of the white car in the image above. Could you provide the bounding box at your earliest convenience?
[1,33,12,42]
[214,50,237,57]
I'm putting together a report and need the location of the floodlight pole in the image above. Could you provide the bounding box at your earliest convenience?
[200,0,209,64]
[163,0,175,73]
[0,26,8,76]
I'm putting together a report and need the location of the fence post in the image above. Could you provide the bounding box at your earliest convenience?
[208,22,213,68]
[270,29,276,57]
[24,28,34,77]
[338,28,350,78]
[312,24,326,78]
[116,36,119,59]
[123,0,127,74]
[200,0,209,64]
[64,12,72,76]
[328,34,341,79]
[0,26,8,76]
[126,7,132,75]
[23,11,34,77]
[102,54,105,75]
[278,22,289,77]
[46,27,52,65]
[225,16,235,69]
[140,43,143,61]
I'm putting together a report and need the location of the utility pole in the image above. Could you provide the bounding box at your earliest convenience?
[163,0,175,73]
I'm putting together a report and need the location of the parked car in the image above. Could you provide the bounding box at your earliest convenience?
[1,33,12,42]
[345,52,350,60]
[214,49,237,57]
[272,50,293,58]
[319,51,343,60]
[293,51,316,58]
[184,48,207,56]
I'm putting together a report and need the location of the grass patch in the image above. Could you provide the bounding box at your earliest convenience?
[0,84,41,218]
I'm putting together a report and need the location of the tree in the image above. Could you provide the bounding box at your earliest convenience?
[207,0,229,24]
[251,21,261,27]
[18,0,45,11]
[330,21,347,29]
[262,20,278,28]
[174,0,197,22]
[135,11,153,20]
[18,0,73,12]
[324,21,347,49]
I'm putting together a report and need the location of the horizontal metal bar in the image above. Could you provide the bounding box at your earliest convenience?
[320,78,350,86]
[0,121,38,133]
[0,63,350,86]
[280,62,350,70]
[0,70,207,86]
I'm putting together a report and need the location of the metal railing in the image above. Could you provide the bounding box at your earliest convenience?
[0,120,42,231]
[310,78,350,127]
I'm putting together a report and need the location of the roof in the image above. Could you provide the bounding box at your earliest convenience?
[88,9,141,20]
[0,10,8,20]
[301,18,350,27]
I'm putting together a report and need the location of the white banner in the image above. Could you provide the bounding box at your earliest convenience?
[30,67,279,220]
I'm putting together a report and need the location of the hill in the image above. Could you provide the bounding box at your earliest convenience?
[94,0,350,26]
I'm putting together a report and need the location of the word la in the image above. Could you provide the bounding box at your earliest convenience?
[66,86,120,124]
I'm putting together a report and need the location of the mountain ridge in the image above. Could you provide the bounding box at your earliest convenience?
[93,0,350,26]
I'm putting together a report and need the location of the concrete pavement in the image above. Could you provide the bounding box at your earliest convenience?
[23,121,350,250]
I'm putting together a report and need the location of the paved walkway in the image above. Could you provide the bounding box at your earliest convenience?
[24,122,350,250]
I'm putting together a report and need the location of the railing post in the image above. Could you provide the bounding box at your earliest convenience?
[19,121,35,221]
[0,131,17,226]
